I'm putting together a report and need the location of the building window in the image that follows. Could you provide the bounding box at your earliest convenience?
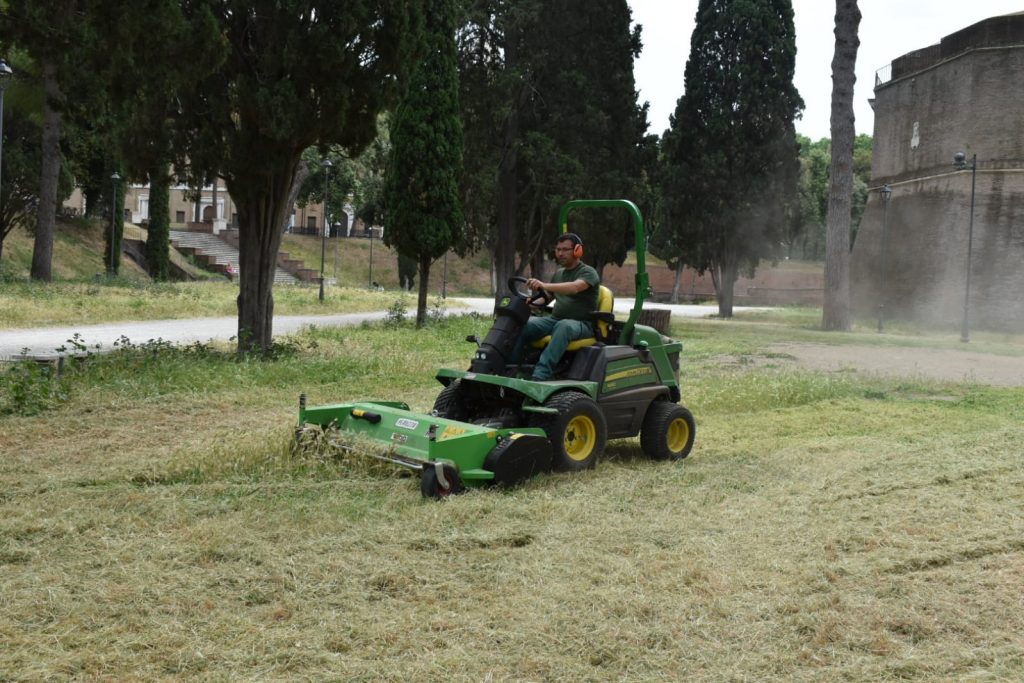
[176,211,186,223]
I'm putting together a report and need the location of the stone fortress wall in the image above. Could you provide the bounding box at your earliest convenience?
[850,13,1024,332]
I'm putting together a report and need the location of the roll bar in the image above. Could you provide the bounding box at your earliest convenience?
[558,199,650,343]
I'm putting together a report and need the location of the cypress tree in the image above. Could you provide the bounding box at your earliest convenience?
[525,0,648,273]
[146,164,171,280]
[383,0,464,327]
[661,0,803,317]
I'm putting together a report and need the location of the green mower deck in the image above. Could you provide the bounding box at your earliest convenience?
[298,396,552,496]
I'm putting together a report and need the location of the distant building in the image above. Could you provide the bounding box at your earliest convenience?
[850,12,1024,332]
[64,177,356,237]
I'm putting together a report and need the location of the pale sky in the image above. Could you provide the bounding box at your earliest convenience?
[629,0,1024,141]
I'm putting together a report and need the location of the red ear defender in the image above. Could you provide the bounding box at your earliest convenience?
[564,232,583,258]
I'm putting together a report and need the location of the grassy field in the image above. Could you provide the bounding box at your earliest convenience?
[1,311,1022,680]
[0,220,488,329]
[0,278,423,330]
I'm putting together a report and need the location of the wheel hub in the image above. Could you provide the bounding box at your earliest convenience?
[667,417,690,452]
[564,415,596,461]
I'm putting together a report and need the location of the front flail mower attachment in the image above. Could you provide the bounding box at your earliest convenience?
[297,394,552,498]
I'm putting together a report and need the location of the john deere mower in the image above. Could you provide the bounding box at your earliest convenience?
[297,199,695,498]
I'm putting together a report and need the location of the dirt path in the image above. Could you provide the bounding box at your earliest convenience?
[767,343,1024,387]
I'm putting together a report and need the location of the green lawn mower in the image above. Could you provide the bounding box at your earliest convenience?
[297,199,695,498]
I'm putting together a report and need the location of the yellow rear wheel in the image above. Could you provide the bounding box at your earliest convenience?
[641,403,695,461]
[666,416,691,453]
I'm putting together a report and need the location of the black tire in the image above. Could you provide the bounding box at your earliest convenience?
[431,381,466,421]
[530,391,607,472]
[420,464,465,499]
[640,402,695,461]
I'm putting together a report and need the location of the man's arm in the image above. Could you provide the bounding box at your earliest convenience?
[526,277,591,295]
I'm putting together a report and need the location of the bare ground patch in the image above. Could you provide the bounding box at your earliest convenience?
[760,343,1024,386]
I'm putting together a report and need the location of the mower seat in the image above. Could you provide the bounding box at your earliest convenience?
[531,285,615,352]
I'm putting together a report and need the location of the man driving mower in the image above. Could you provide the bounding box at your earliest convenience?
[510,233,600,380]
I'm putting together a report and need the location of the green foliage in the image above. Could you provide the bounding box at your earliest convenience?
[383,297,409,328]
[397,253,417,292]
[0,50,75,264]
[297,115,390,231]
[790,134,873,259]
[519,0,650,271]
[145,165,171,280]
[170,0,427,352]
[0,358,69,415]
[384,0,464,326]
[458,0,650,282]
[660,0,803,316]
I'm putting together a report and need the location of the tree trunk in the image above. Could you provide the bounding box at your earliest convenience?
[231,159,308,353]
[416,254,432,328]
[494,33,528,303]
[822,0,862,331]
[30,61,63,282]
[670,264,683,304]
[194,181,203,222]
[495,109,519,302]
[146,162,171,281]
[716,261,738,318]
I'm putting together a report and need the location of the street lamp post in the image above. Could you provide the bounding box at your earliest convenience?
[109,172,121,275]
[0,59,13,217]
[952,151,977,343]
[876,184,893,332]
[368,225,374,289]
[442,251,448,299]
[320,158,331,302]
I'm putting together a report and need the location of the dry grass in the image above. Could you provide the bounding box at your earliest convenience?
[0,280,420,329]
[280,233,493,296]
[1,316,1023,680]
[0,219,492,330]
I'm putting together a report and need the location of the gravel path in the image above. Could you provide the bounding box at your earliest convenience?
[767,342,1024,387]
[0,298,733,359]
[4,301,1021,386]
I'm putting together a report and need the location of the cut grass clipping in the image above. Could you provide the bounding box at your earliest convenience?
[1,313,1023,680]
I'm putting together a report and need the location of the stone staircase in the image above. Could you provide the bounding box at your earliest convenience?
[169,230,299,284]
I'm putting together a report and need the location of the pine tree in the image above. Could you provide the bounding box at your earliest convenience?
[524,0,649,274]
[384,0,464,328]
[822,0,863,331]
[457,0,541,297]
[458,0,648,286]
[170,1,424,353]
[661,0,803,317]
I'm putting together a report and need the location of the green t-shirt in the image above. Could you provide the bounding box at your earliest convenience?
[551,263,600,321]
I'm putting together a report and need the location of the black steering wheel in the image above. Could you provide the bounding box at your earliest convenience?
[508,276,551,308]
